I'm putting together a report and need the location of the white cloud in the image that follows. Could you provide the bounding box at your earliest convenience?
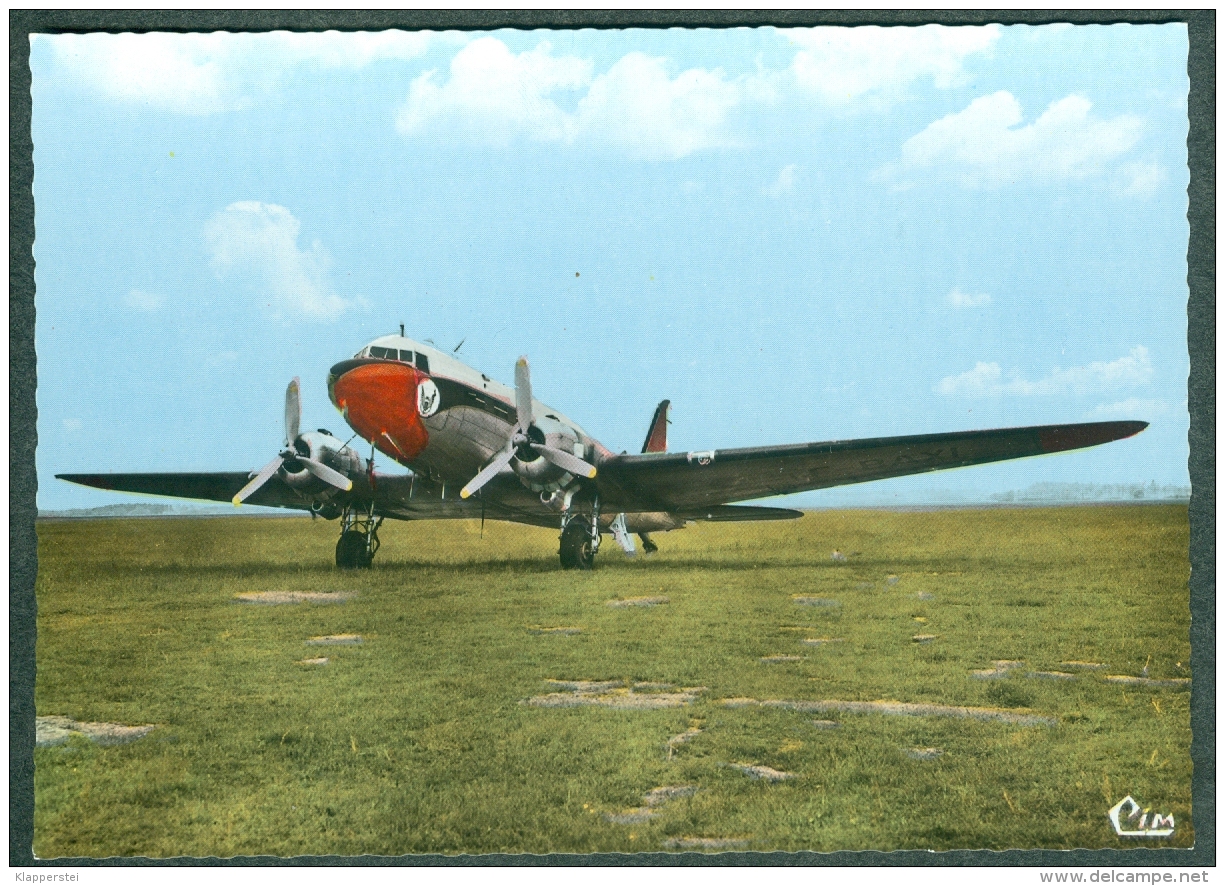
[937,346,1153,397]
[39,32,233,114]
[35,30,439,115]
[124,288,164,311]
[264,30,436,69]
[1118,161,1165,198]
[397,38,745,160]
[787,24,1000,104]
[576,52,743,160]
[765,164,798,197]
[947,287,990,307]
[888,91,1144,187]
[397,38,590,143]
[204,202,349,320]
[1083,398,1169,420]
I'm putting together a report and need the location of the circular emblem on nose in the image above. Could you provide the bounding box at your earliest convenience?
[417,378,441,418]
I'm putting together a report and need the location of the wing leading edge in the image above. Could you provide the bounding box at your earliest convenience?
[594,420,1148,512]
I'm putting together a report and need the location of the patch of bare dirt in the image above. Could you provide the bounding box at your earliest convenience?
[1026,671,1076,681]
[527,680,705,709]
[732,763,795,782]
[793,596,839,607]
[971,659,1027,679]
[528,626,583,635]
[912,634,938,643]
[905,747,944,760]
[603,785,698,824]
[306,634,362,645]
[667,726,703,759]
[1062,661,1107,670]
[810,720,841,730]
[296,657,329,666]
[801,638,844,647]
[607,596,669,608]
[37,715,155,748]
[722,697,1056,726]
[235,591,356,605]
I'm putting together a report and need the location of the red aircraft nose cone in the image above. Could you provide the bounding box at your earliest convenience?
[330,361,429,463]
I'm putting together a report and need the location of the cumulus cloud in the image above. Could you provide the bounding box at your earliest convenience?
[885,91,1144,187]
[765,164,798,197]
[787,24,1000,104]
[34,30,438,114]
[204,202,349,320]
[936,346,1153,397]
[397,37,746,160]
[123,289,164,311]
[397,37,591,143]
[947,287,990,307]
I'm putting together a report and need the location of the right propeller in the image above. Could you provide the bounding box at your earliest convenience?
[460,357,596,499]
[232,378,354,506]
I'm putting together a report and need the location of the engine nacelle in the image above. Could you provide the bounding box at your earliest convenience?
[511,416,590,495]
[281,430,366,501]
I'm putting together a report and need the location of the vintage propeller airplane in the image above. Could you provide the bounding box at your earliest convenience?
[60,331,1147,569]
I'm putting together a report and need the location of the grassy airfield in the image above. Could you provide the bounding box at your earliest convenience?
[33,505,1191,857]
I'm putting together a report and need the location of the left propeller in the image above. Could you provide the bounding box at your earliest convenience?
[232,378,354,506]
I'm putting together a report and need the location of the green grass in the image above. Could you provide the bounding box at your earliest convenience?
[33,505,1192,856]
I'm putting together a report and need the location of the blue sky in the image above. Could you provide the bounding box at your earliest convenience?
[31,24,1191,510]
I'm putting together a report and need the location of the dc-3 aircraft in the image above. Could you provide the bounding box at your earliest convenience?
[61,331,1147,570]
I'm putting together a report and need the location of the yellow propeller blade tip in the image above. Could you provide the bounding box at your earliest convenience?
[460,489,472,499]
[231,497,242,507]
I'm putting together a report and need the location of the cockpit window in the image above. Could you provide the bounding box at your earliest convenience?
[415,353,430,373]
[370,346,395,359]
[399,349,414,364]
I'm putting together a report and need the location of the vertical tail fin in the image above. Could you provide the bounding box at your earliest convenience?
[640,399,671,453]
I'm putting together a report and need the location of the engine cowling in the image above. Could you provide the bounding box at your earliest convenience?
[281,430,366,500]
[509,417,590,495]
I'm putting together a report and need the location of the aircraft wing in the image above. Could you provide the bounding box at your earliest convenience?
[57,472,325,512]
[593,420,1148,512]
[54,470,565,528]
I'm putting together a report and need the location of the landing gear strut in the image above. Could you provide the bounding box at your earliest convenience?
[559,492,600,570]
[336,503,382,569]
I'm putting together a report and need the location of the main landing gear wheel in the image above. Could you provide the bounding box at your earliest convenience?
[335,504,382,569]
[559,518,595,570]
[336,530,372,569]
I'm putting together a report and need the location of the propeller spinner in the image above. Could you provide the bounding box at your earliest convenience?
[232,378,354,506]
[460,357,597,499]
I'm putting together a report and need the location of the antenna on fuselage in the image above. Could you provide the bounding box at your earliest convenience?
[399,323,404,337]
[453,338,465,353]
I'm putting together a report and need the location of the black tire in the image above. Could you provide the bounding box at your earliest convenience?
[336,530,372,569]
[559,519,595,570]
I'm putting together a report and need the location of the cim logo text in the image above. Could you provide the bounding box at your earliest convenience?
[1109,795,1175,837]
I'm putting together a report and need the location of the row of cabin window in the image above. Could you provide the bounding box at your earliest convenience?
[369,346,430,373]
